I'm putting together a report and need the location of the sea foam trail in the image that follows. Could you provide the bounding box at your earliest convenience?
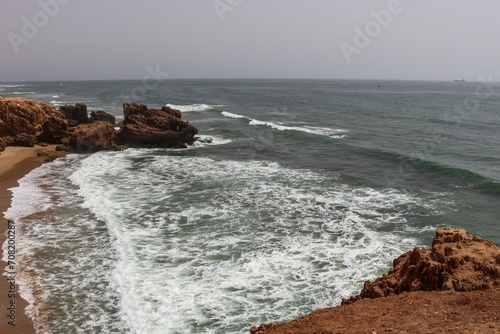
[221,111,348,139]
[4,156,128,334]
[165,103,216,112]
[68,149,449,334]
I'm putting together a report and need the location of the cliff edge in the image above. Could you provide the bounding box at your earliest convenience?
[251,228,500,334]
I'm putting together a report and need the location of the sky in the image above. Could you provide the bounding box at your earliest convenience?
[1,0,499,82]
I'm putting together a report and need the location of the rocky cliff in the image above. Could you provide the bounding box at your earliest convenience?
[0,97,198,152]
[251,228,500,334]
[0,97,68,151]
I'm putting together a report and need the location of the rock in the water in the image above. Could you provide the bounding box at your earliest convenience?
[342,227,500,305]
[90,110,116,125]
[60,103,89,124]
[68,121,116,153]
[0,97,68,145]
[0,98,198,152]
[116,103,198,147]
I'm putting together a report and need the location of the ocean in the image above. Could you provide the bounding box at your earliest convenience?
[2,79,500,333]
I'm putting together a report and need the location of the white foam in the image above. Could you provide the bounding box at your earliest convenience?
[191,135,232,148]
[4,155,129,333]
[52,95,60,98]
[222,111,347,139]
[4,167,53,222]
[221,111,249,119]
[0,84,29,88]
[249,119,347,139]
[66,151,448,333]
[166,103,215,112]
[13,91,35,94]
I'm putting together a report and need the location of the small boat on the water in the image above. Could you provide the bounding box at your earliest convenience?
[454,78,465,82]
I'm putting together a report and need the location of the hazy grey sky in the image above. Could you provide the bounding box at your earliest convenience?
[1,0,499,82]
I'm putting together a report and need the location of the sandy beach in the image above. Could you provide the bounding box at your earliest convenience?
[0,146,66,334]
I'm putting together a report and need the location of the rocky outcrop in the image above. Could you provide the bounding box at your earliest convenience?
[90,110,116,125]
[0,98,198,153]
[251,228,500,334]
[14,133,38,147]
[116,103,198,148]
[60,103,89,125]
[342,227,500,305]
[0,97,68,146]
[68,121,116,153]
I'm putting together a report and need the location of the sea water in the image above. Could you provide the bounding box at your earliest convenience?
[2,80,500,333]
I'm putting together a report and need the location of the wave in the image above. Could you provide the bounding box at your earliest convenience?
[13,91,35,94]
[165,103,216,112]
[50,100,73,107]
[366,148,500,194]
[221,110,348,139]
[0,84,29,88]
[52,95,60,98]
[250,120,347,139]
[67,150,446,333]
[221,111,249,119]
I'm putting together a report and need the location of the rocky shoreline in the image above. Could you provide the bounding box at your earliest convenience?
[0,97,199,154]
[250,227,500,333]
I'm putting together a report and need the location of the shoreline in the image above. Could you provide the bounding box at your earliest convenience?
[0,146,66,334]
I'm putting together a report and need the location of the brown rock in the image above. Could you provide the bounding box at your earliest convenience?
[341,227,500,305]
[252,228,500,334]
[60,103,89,124]
[116,103,198,148]
[0,97,68,146]
[14,133,38,147]
[68,121,115,153]
[90,110,116,125]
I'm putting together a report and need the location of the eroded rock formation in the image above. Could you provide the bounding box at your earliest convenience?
[60,103,89,125]
[251,228,500,334]
[0,98,198,153]
[90,110,116,125]
[115,103,198,148]
[342,227,500,304]
[0,97,68,150]
[68,121,116,153]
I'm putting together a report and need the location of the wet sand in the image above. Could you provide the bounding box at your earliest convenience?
[0,146,66,334]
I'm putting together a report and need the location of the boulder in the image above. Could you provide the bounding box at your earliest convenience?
[0,97,68,146]
[0,136,14,152]
[68,121,115,153]
[60,103,89,124]
[90,110,116,125]
[116,103,198,148]
[342,227,500,305]
[14,133,38,147]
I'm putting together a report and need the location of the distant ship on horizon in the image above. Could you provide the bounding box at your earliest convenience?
[454,78,466,82]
